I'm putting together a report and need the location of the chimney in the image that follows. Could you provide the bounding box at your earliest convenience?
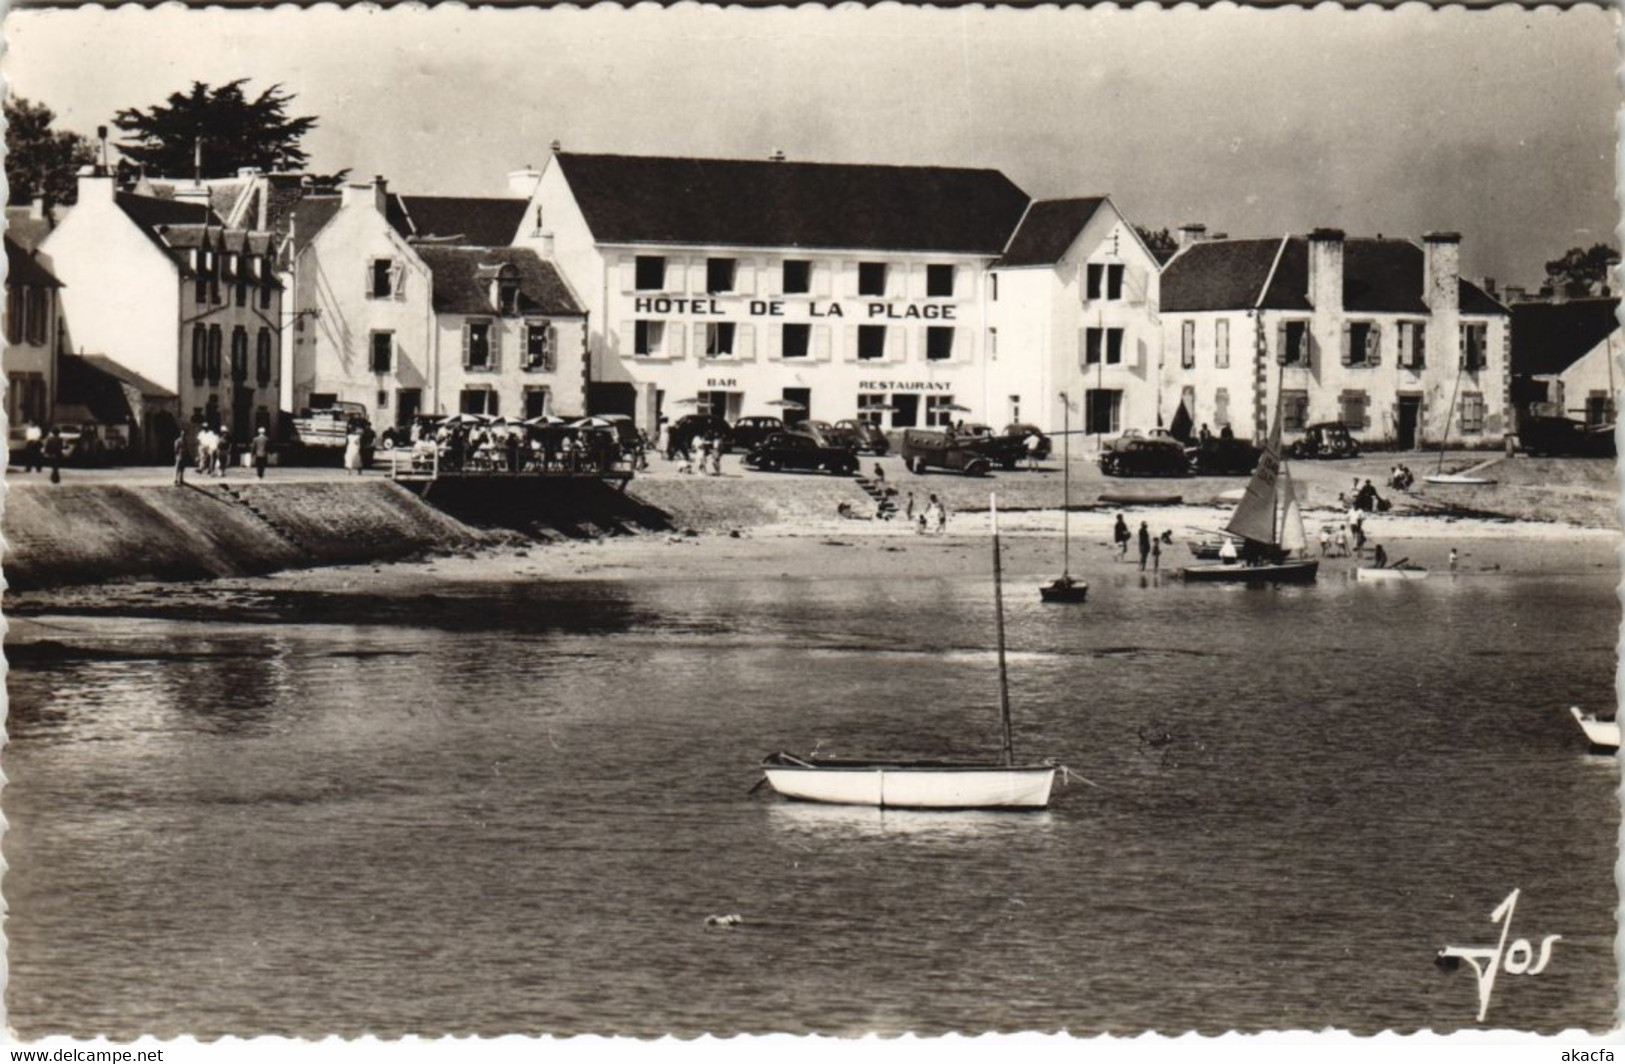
[1503,284,1527,304]
[75,165,116,205]
[1422,231,1461,314]
[1481,276,1497,299]
[341,175,389,214]
[30,197,47,221]
[507,167,543,200]
[174,183,212,208]
[1306,228,1345,314]
[1176,223,1207,250]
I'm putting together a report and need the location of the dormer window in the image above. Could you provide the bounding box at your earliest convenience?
[498,282,521,315]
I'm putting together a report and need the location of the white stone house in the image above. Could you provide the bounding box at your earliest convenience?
[1158,228,1510,448]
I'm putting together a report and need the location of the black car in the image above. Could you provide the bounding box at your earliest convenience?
[1100,431,1192,477]
[743,432,859,475]
[1288,422,1360,460]
[1519,415,1616,458]
[830,419,891,455]
[731,416,787,451]
[668,414,732,456]
[1187,436,1262,475]
[1003,423,1053,460]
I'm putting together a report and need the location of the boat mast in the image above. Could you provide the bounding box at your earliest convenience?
[1438,362,1465,475]
[992,493,1014,767]
[1061,392,1071,580]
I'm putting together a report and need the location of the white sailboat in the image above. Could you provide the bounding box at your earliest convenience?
[1180,405,1319,584]
[1041,396,1087,603]
[761,495,1058,810]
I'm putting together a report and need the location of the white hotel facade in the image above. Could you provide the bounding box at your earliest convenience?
[514,152,1154,438]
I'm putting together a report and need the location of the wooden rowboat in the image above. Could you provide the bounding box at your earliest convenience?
[1569,706,1620,752]
[1099,492,1183,506]
[1355,565,1429,581]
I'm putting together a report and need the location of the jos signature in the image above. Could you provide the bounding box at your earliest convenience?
[1437,888,1560,1022]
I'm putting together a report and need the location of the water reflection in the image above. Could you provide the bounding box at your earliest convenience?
[765,802,1057,841]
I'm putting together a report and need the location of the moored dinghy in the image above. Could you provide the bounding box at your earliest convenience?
[1041,394,1088,603]
[761,494,1059,810]
[1569,705,1620,752]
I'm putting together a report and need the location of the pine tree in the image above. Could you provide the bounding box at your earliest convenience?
[112,80,318,179]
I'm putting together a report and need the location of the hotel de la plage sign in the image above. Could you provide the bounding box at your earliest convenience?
[632,296,959,321]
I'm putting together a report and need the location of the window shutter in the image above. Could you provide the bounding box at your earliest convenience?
[888,325,907,363]
[667,323,686,358]
[844,325,859,362]
[1367,324,1382,366]
[812,263,831,298]
[813,324,832,362]
[619,257,635,294]
[908,264,927,299]
[391,262,405,301]
[954,327,970,362]
[736,260,756,296]
[1340,323,1353,366]
[1458,326,1466,368]
[693,323,708,357]
[1304,330,1316,370]
[954,265,969,300]
[463,324,472,368]
[736,324,755,362]
[687,259,707,294]
[365,262,375,298]
[1416,324,1427,367]
[1276,322,1288,365]
[1124,263,1144,305]
[844,262,860,298]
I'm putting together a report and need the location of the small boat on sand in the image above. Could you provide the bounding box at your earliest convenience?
[1569,706,1619,752]
[1040,399,1087,603]
[761,494,1058,810]
[1356,561,1429,581]
[1425,474,1497,487]
[1099,492,1182,506]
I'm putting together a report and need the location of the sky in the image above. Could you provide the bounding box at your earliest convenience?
[4,3,1618,287]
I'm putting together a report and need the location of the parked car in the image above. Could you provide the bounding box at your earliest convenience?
[1003,423,1052,461]
[1519,415,1616,458]
[731,416,787,451]
[950,423,1029,470]
[1187,436,1262,475]
[793,419,839,445]
[1100,430,1192,477]
[58,421,129,466]
[1288,422,1361,460]
[667,414,732,456]
[830,419,891,455]
[898,428,1001,475]
[743,432,859,475]
[592,414,645,460]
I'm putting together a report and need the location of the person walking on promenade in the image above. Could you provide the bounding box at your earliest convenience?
[1449,547,1459,571]
[710,437,724,477]
[43,426,63,484]
[1114,514,1130,560]
[173,431,190,486]
[344,429,363,476]
[22,420,42,472]
[1024,431,1043,470]
[905,491,915,523]
[1152,534,1162,572]
[1138,521,1151,571]
[218,426,234,478]
[251,427,270,479]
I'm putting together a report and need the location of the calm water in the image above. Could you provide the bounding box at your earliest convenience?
[5,561,1619,1036]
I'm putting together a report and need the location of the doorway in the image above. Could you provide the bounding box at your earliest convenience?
[890,394,919,428]
[781,387,811,425]
[397,388,422,428]
[1397,394,1422,449]
[231,388,255,443]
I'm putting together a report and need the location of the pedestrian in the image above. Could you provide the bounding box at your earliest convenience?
[43,426,63,484]
[1138,521,1151,571]
[697,433,712,475]
[1152,534,1162,571]
[1373,543,1388,569]
[344,428,363,475]
[1113,514,1130,559]
[506,429,521,474]
[173,431,190,486]
[22,420,42,472]
[252,427,270,479]
[928,493,948,534]
[906,491,915,522]
[1351,513,1366,554]
[1198,423,1212,447]
[1449,547,1459,571]
[218,426,233,477]
[1335,524,1350,557]
[1318,525,1331,556]
[710,438,724,477]
[873,462,886,485]
[1024,431,1043,470]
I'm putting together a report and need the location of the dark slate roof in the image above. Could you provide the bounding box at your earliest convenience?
[1165,234,1506,315]
[413,246,583,316]
[995,198,1106,267]
[556,152,1030,255]
[5,206,62,251]
[289,196,342,256]
[1510,298,1621,378]
[1160,238,1284,312]
[70,353,175,399]
[6,235,62,289]
[389,195,527,247]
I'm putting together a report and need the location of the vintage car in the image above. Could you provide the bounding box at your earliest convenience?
[1187,436,1263,475]
[1519,415,1616,458]
[949,423,1030,470]
[829,419,891,455]
[730,416,787,452]
[1100,429,1192,477]
[58,421,130,466]
[742,432,859,475]
[1003,423,1053,461]
[667,414,733,456]
[898,427,1004,475]
[1287,422,1361,460]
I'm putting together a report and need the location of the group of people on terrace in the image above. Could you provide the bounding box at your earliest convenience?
[387,416,626,476]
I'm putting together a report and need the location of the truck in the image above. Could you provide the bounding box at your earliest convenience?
[898,427,1012,475]
[290,401,373,464]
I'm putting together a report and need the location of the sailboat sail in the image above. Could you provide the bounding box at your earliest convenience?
[1278,470,1308,555]
[1225,408,1284,546]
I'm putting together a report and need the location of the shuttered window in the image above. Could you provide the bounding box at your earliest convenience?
[926,264,955,298]
[525,321,555,370]
[231,327,249,382]
[926,327,954,362]
[1460,392,1486,433]
[858,263,887,297]
[1181,321,1196,368]
[857,325,886,361]
[782,260,811,295]
[782,323,812,359]
[207,325,223,383]
[465,320,494,369]
[256,329,274,385]
[635,256,665,291]
[192,325,208,382]
[371,331,394,373]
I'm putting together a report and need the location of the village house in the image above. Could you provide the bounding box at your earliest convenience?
[38,166,285,450]
[291,177,588,427]
[4,232,63,452]
[1159,228,1510,448]
[513,150,1039,433]
[985,197,1164,448]
[1509,296,1619,428]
